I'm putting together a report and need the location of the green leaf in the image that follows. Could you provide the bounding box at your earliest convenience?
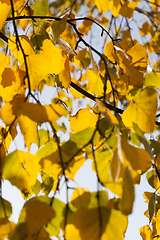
[0,197,12,218]
[146,170,157,189]
[148,193,155,223]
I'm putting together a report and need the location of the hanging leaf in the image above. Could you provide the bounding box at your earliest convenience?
[148,193,155,223]
[122,88,157,133]
[3,150,40,193]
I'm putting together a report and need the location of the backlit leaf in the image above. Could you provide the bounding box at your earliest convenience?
[96,99,118,126]
[144,72,160,88]
[27,39,66,90]
[69,108,99,133]
[95,0,109,13]
[3,150,40,192]
[122,88,157,133]
[18,115,38,151]
[86,69,112,96]
[25,199,55,236]
[45,198,65,237]
[156,209,160,235]
[64,207,128,240]
[121,167,134,215]
[1,95,65,125]
[0,218,16,239]
[0,197,12,218]
[139,225,153,240]
[8,35,34,64]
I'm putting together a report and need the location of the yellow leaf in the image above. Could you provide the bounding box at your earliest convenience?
[95,0,110,13]
[1,95,65,125]
[92,150,123,197]
[144,72,160,88]
[27,39,66,90]
[0,52,10,75]
[126,42,148,72]
[109,0,121,18]
[139,225,153,240]
[0,65,25,102]
[78,19,93,35]
[59,57,71,88]
[25,199,55,236]
[109,148,121,182]
[0,218,16,239]
[120,139,151,181]
[69,78,84,98]
[121,167,134,215]
[18,102,65,123]
[69,108,99,133]
[96,99,118,126]
[120,1,137,18]
[156,209,160,235]
[3,150,40,192]
[0,0,10,30]
[18,115,38,151]
[65,207,128,240]
[86,69,112,96]
[8,35,34,64]
[140,22,152,37]
[122,88,157,133]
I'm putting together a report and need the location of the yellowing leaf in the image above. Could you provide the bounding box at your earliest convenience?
[122,88,157,133]
[0,65,25,102]
[109,148,121,182]
[78,19,93,35]
[96,99,118,126]
[1,95,65,125]
[0,198,12,218]
[8,35,34,64]
[27,39,66,90]
[46,198,65,237]
[139,225,153,240]
[50,14,68,43]
[69,108,99,133]
[75,49,91,69]
[92,150,123,197]
[144,72,160,88]
[18,115,38,151]
[120,1,137,18]
[0,0,25,29]
[25,199,55,236]
[40,139,85,181]
[3,150,40,192]
[109,0,121,18]
[121,167,134,215]
[0,218,16,239]
[156,209,160,235]
[95,0,110,13]
[0,0,10,30]
[86,69,112,96]
[65,207,128,240]
[126,42,148,72]
[59,57,71,88]
[123,138,151,172]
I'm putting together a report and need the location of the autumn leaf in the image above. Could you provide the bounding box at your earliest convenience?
[3,150,40,192]
[69,108,99,133]
[24,198,55,236]
[122,87,157,133]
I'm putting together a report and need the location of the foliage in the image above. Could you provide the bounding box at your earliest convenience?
[0,0,160,239]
